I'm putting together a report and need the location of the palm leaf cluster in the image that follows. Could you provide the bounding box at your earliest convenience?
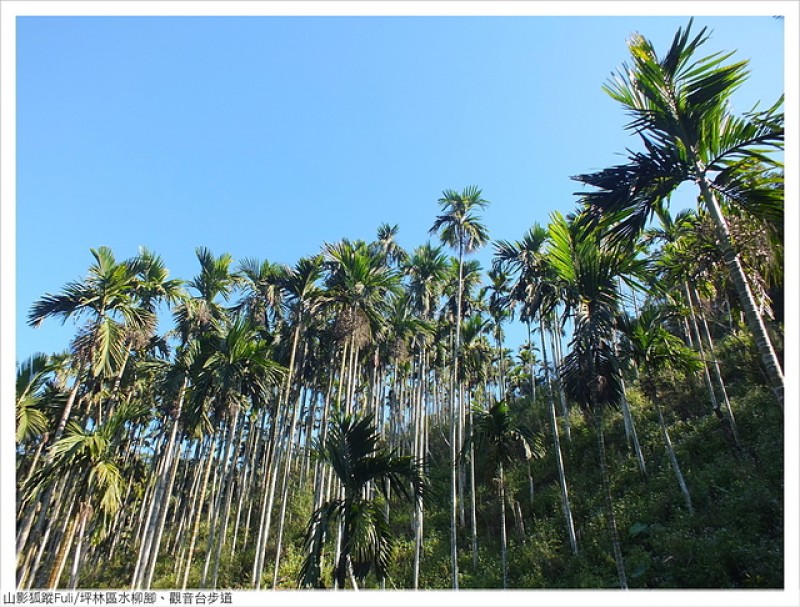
[300,411,425,588]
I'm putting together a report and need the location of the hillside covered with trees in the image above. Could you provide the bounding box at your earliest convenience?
[15,20,784,591]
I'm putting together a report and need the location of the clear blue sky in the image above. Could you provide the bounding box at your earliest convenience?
[13,12,787,361]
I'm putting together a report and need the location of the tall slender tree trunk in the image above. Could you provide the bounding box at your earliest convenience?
[300,387,319,490]
[139,379,189,589]
[251,388,288,589]
[649,383,694,514]
[549,313,572,442]
[526,322,536,405]
[539,319,578,555]
[271,387,305,588]
[16,434,52,582]
[448,242,465,590]
[498,462,508,589]
[496,330,507,401]
[313,354,337,513]
[689,284,740,445]
[20,435,48,488]
[131,428,171,588]
[173,440,206,583]
[169,441,198,557]
[143,434,182,588]
[68,504,91,590]
[201,426,232,587]
[457,383,466,528]
[27,474,76,588]
[210,408,245,589]
[683,284,739,448]
[468,388,478,571]
[412,347,426,589]
[593,408,627,589]
[46,496,80,589]
[230,417,258,559]
[617,373,647,477]
[181,432,217,590]
[697,178,783,408]
[17,366,86,567]
[254,316,303,588]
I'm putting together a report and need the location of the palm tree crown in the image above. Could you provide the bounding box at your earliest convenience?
[430,186,490,255]
[299,411,426,589]
[572,19,784,406]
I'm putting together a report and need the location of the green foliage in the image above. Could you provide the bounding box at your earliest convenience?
[42,324,783,589]
[299,411,427,589]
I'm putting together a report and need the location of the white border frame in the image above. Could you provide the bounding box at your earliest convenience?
[2,3,797,606]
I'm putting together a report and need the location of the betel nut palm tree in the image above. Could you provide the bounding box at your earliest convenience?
[574,19,784,407]
[617,304,701,513]
[193,317,286,589]
[265,256,325,589]
[323,239,401,356]
[22,400,149,589]
[20,247,168,585]
[299,411,426,589]
[493,224,580,556]
[550,211,648,589]
[463,400,541,589]
[27,246,154,434]
[429,185,490,589]
[401,242,448,588]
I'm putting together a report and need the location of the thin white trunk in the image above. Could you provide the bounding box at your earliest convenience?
[130,429,172,589]
[250,398,282,589]
[17,373,85,559]
[270,391,303,588]
[181,432,217,590]
[697,177,783,407]
[173,440,206,582]
[201,424,235,587]
[141,378,189,588]
[683,284,740,446]
[539,319,578,555]
[652,391,694,514]
[690,285,740,445]
[46,494,80,589]
[270,319,307,587]
[231,416,259,558]
[22,473,74,588]
[468,388,478,571]
[68,505,90,590]
[619,375,647,477]
[549,313,572,442]
[499,462,508,589]
[209,409,243,588]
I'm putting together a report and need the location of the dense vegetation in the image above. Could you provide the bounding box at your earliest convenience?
[15,21,784,590]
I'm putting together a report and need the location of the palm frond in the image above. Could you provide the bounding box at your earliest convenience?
[299,499,344,588]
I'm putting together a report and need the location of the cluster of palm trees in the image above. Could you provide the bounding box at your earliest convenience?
[16,20,782,590]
